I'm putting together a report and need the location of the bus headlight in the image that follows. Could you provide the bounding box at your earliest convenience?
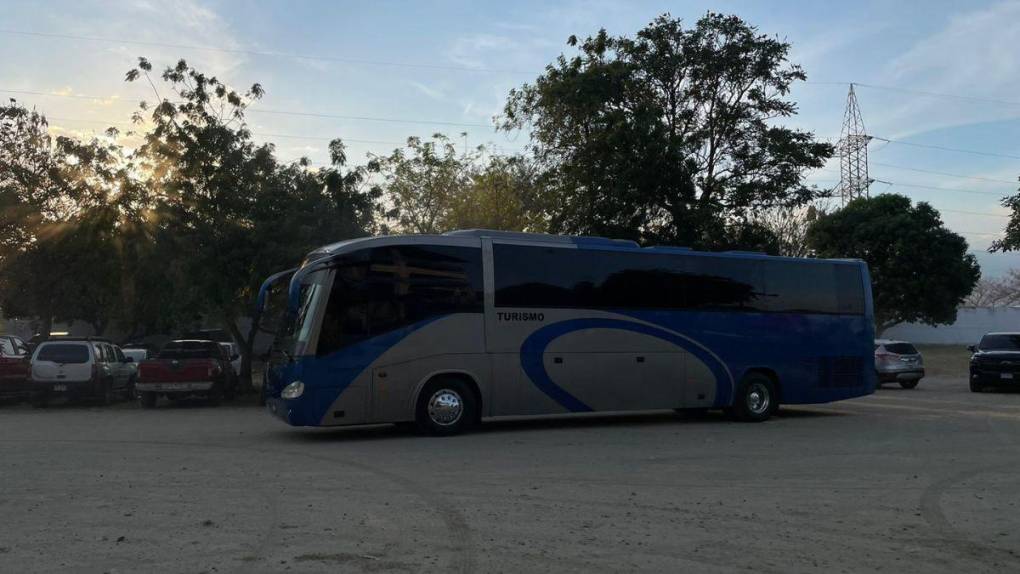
[281,381,305,399]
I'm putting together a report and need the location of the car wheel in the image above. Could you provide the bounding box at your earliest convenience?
[125,376,137,399]
[731,373,777,422]
[138,391,157,409]
[899,379,919,389]
[970,381,983,393]
[100,381,114,405]
[415,378,477,436]
[207,383,223,406]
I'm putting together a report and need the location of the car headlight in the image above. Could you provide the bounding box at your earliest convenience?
[281,381,305,399]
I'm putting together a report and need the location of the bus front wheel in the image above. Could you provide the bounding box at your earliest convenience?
[732,373,777,423]
[415,378,477,436]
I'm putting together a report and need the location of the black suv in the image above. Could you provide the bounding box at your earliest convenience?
[969,332,1020,392]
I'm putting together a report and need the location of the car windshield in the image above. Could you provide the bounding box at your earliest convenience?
[158,342,218,359]
[37,343,90,364]
[883,343,918,355]
[978,334,1020,351]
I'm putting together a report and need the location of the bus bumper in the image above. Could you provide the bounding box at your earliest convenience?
[266,397,318,426]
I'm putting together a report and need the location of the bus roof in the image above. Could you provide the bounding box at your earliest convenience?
[302,229,864,267]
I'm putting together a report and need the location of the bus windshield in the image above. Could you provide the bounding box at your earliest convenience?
[278,269,331,357]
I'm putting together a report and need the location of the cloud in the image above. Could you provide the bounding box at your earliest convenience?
[408,81,447,102]
[870,1,1020,138]
[444,34,518,70]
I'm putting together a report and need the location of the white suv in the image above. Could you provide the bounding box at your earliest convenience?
[30,339,134,406]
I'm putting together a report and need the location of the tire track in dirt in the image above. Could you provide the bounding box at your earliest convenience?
[0,437,477,574]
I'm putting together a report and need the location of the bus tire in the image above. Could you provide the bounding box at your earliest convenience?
[732,373,776,422]
[138,391,157,409]
[32,393,48,409]
[415,378,477,436]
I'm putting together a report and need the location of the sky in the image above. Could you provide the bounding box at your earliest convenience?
[2,0,1020,276]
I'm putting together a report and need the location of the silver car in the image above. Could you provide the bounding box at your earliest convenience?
[874,339,924,389]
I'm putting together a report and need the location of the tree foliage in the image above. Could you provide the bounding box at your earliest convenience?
[0,101,137,334]
[373,134,549,234]
[125,58,378,383]
[500,12,832,247]
[806,194,980,333]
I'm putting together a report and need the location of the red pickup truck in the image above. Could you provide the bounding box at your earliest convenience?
[136,340,237,408]
[0,335,31,401]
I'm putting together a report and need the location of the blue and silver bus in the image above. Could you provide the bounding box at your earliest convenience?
[258,230,875,434]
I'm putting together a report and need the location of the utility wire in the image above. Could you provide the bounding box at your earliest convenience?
[872,136,1020,161]
[0,29,532,75]
[873,180,1003,197]
[247,107,494,128]
[854,83,1020,108]
[0,88,497,129]
[871,162,1019,185]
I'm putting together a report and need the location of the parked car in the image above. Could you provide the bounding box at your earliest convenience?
[136,340,237,408]
[968,332,1020,392]
[218,342,242,376]
[110,345,139,395]
[30,338,134,406]
[0,335,31,401]
[874,339,924,389]
[121,347,150,364]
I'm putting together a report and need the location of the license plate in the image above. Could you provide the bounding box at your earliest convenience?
[53,384,67,392]
[1001,373,1013,380]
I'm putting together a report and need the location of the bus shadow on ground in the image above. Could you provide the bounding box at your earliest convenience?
[280,407,845,443]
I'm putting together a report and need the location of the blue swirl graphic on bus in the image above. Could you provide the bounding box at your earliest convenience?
[520,318,733,413]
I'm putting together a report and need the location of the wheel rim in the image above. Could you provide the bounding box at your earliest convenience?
[746,382,771,415]
[427,389,464,426]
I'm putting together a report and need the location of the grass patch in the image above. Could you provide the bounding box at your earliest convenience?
[916,344,971,379]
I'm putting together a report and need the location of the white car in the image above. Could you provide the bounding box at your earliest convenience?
[219,342,242,376]
[121,348,150,363]
[30,339,134,406]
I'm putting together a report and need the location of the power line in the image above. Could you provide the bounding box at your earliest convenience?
[871,162,1019,185]
[854,83,1020,108]
[940,208,1008,218]
[0,29,532,75]
[872,136,1020,161]
[247,107,494,128]
[959,230,1004,237]
[875,180,1004,197]
[0,87,498,129]
[0,88,132,102]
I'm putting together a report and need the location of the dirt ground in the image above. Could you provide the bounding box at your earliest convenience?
[1,372,1019,573]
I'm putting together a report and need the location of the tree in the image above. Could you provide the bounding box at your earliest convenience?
[500,12,832,248]
[990,179,1020,252]
[806,194,980,333]
[371,133,478,234]
[751,202,831,257]
[444,155,551,232]
[0,101,134,335]
[964,271,1020,308]
[126,58,378,386]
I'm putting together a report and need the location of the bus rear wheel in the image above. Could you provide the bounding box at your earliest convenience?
[732,373,777,422]
[415,378,477,436]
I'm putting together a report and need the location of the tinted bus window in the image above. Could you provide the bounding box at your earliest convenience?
[762,260,838,314]
[684,256,765,311]
[834,264,866,315]
[494,244,859,315]
[493,244,689,309]
[317,245,483,356]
